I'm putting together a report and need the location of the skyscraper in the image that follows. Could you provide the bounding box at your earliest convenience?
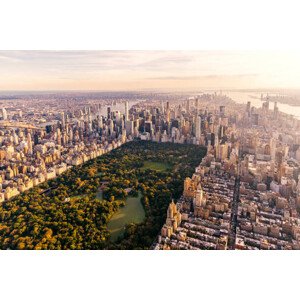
[246,101,251,117]
[195,97,199,112]
[195,115,201,140]
[274,102,279,119]
[61,112,65,128]
[219,105,225,116]
[125,101,129,121]
[186,99,190,112]
[2,108,7,120]
[27,133,33,155]
[57,128,61,145]
[107,107,111,119]
[166,101,170,111]
[125,120,134,136]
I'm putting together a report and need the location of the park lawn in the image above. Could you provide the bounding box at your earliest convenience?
[140,160,171,172]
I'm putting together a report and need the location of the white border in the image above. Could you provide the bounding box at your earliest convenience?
[1,0,300,50]
[1,1,300,300]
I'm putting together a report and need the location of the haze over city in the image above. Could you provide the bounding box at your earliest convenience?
[1,51,300,91]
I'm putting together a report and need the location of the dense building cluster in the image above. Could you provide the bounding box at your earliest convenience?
[2,91,300,250]
[0,94,142,201]
[0,91,194,201]
[154,95,300,250]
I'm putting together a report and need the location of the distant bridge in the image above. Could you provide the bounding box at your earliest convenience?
[0,121,43,131]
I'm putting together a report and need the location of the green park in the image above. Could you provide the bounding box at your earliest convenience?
[0,141,206,250]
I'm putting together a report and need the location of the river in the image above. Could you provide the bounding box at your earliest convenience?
[225,91,300,119]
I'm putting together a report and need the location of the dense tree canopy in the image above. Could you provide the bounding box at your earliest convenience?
[0,141,206,250]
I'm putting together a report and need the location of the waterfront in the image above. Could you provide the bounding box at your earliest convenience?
[225,91,300,119]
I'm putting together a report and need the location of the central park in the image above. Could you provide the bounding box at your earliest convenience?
[0,141,206,250]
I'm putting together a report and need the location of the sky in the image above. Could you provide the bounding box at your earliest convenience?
[0,51,300,91]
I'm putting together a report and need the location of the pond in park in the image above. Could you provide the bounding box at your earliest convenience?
[107,191,145,241]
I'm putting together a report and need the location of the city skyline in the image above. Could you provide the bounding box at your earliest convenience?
[1,51,300,251]
[2,91,300,250]
[1,51,300,91]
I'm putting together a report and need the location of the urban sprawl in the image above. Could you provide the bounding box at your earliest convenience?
[1,92,300,250]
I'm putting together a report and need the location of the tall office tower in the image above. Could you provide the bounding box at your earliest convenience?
[125,101,129,121]
[270,138,276,160]
[87,107,92,124]
[219,105,225,116]
[107,107,111,119]
[246,101,251,116]
[274,102,279,119]
[161,100,164,114]
[195,97,199,112]
[2,108,7,120]
[88,118,92,133]
[176,105,181,118]
[125,120,134,136]
[214,128,219,147]
[166,101,170,111]
[265,94,270,111]
[166,110,170,123]
[27,133,33,155]
[60,112,65,128]
[186,99,190,112]
[99,116,103,128]
[109,120,114,136]
[79,127,84,141]
[133,119,139,137]
[195,115,202,139]
[69,128,73,143]
[62,132,67,146]
[114,111,120,126]
[57,128,61,145]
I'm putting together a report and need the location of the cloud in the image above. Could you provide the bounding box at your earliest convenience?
[0,51,299,90]
[146,74,258,80]
[0,51,197,72]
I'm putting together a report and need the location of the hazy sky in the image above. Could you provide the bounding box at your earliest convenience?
[0,51,299,91]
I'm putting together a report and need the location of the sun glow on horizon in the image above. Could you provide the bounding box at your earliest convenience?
[0,50,299,91]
